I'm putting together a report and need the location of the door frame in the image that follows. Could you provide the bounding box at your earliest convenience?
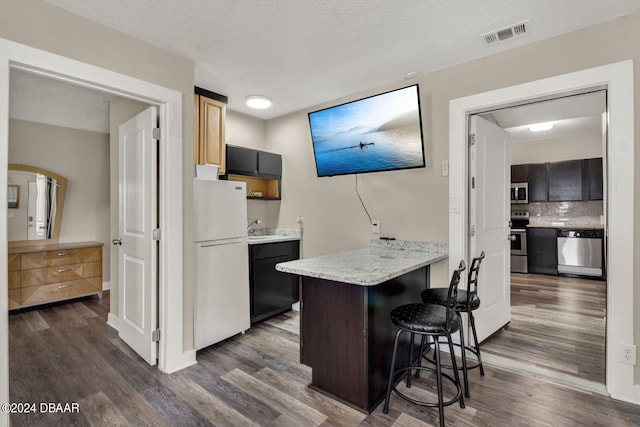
[0,38,193,424]
[449,60,636,403]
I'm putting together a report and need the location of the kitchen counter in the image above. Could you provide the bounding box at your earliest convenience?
[276,240,447,286]
[276,239,447,413]
[247,228,301,245]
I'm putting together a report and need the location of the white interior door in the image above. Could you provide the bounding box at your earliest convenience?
[469,115,511,342]
[117,106,158,365]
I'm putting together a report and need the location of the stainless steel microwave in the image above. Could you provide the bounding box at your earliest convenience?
[511,182,528,204]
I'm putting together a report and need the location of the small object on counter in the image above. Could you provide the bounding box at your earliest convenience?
[380,237,396,240]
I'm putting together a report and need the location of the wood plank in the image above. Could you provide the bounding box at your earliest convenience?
[222,368,328,426]
[80,391,130,427]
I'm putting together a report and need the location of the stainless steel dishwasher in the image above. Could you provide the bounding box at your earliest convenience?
[557,229,604,278]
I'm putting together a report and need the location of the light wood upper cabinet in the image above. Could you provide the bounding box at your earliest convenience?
[194,87,228,175]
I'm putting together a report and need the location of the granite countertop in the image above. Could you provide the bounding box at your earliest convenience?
[275,240,448,286]
[247,228,301,245]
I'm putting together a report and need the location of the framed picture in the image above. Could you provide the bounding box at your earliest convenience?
[8,185,19,209]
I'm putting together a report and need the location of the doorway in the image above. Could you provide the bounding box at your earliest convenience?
[448,60,636,403]
[0,38,191,425]
[471,90,608,390]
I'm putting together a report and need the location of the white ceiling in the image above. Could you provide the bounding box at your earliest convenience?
[43,0,640,120]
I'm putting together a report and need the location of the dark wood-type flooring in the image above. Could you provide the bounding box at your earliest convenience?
[482,273,606,384]
[9,291,639,426]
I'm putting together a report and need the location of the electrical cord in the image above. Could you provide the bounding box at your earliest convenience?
[355,174,372,224]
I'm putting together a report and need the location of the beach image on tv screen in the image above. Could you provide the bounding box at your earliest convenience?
[308,85,424,177]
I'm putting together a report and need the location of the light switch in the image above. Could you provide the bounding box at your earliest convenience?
[441,160,449,177]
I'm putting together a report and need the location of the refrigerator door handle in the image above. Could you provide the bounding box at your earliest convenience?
[200,237,245,247]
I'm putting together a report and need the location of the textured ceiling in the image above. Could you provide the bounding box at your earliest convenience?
[44,0,640,119]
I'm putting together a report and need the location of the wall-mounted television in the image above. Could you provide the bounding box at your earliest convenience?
[308,84,425,177]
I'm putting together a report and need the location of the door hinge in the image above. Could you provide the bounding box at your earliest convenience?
[152,329,160,342]
[152,128,161,140]
[469,134,476,146]
[470,225,476,236]
[152,228,161,241]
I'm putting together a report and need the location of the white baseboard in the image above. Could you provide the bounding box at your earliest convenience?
[292,301,300,312]
[107,312,119,330]
[102,281,111,291]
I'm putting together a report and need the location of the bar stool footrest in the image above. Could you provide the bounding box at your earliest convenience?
[389,365,462,408]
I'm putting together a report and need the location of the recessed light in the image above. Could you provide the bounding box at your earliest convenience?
[528,122,554,132]
[245,95,272,109]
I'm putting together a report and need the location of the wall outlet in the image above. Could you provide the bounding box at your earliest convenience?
[372,220,381,234]
[620,344,637,365]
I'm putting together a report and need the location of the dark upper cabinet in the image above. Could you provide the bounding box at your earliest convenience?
[511,164,528,183]
[227,145,282,177]
[547,160,583,201]
[226,145,258,175]
[528,163,548,202]
[258,151,282,176]
[583,158,603,200]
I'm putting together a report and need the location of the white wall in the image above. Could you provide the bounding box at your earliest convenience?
[8,119,111,281]
[511,131,603,164]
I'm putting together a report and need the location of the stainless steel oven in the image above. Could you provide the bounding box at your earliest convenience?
[511,182,528,204]
[510,211,529,273]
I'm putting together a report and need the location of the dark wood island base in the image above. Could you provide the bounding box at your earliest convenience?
[300,266,429,413]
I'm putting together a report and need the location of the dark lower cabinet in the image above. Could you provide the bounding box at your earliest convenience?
[249,241,300,323]
[527,227,558,275]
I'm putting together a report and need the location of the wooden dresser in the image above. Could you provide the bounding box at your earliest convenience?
[8,241,103,310]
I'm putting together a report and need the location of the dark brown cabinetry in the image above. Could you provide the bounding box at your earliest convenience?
[527,227,558,275]
[226,145,282,199]
[249,240,299,323]
[548,160,583,201]
[512,157,603,202]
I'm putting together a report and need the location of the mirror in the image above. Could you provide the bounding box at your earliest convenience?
[7,164,67,243]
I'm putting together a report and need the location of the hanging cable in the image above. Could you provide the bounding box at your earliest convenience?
[355,174,372,224]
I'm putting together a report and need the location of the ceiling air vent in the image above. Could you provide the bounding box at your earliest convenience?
[480,20,529,46]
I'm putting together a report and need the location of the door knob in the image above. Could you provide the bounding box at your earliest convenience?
[112,238,122,246]
[508,234,516,241]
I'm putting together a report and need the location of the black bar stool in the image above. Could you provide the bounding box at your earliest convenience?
[421,251,485,398]
[383,260,466,427]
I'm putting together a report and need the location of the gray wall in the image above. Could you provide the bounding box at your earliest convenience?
[263,12,640,381]
[8,119,110,282]
[0,0,195,350]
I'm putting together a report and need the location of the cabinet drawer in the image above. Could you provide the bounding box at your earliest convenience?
[8,271,20,290]
[251,241,299,260]
[21,262,101,288]
[8,289,20,309]
[20,277,101,307]
[8,253,20,271]
[21,246,101,269]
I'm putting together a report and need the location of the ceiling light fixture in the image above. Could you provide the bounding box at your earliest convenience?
[245,95,272,109]
[528,122,554,132]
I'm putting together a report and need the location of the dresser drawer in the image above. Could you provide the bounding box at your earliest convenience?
[8,289,20,309]
[8,253,20,271]
[8,271,20,290]
[20,277,101,307]
[21,246,101,269]
[21,262,101,288]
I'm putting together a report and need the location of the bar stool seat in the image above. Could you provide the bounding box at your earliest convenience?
[383,261,466,427]
[422,288,481,310]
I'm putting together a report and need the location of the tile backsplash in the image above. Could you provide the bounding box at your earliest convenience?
[512,200,604,227]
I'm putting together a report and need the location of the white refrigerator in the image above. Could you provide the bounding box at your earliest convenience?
[193,178,250,350]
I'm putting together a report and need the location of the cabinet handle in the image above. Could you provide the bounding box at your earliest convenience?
[57,252,71,256]
[56,268,72,273]
[57,284,72,289]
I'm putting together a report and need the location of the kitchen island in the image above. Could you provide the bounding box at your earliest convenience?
[276,240,447,413]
